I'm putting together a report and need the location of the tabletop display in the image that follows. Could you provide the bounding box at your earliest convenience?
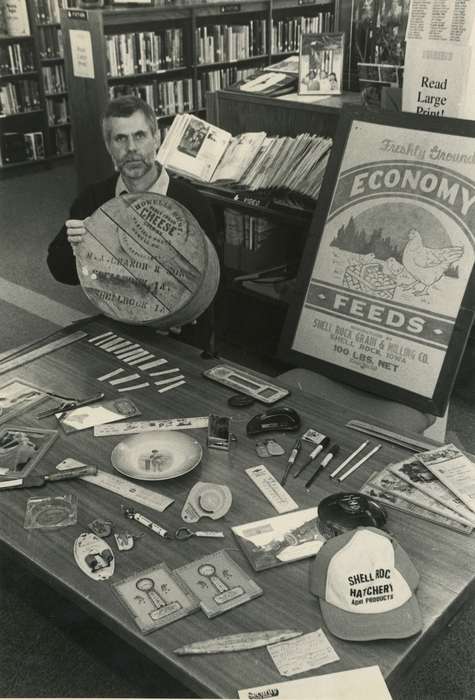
[0,317,474,698]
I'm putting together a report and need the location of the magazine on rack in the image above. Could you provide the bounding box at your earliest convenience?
[157,114,332,200]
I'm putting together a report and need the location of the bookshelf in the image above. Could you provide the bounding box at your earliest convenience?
[60,0,350,190]
[0,0,75,170]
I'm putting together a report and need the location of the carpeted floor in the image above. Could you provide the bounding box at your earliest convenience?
[0,160,474,699]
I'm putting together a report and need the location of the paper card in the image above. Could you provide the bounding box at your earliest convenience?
[56,397,140,433]
[174,550,262,618]
[267,629,339,677]
[112,563,199,634]
[231,508,325,571]
[238,665,393,700]
[0,378,47,425]
[418,444,475,514]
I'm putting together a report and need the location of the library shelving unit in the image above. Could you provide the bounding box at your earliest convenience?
[31,0,76,161]
[0,0,75,171]
[61,0,349,190]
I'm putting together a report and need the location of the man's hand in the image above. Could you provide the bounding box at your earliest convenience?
[66,219,87,250]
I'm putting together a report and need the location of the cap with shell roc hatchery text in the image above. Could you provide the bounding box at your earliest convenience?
[310,527,422,641]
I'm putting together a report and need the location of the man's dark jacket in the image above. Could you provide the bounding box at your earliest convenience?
[47,173,217,285]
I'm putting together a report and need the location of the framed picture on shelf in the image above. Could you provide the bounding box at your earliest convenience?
[298,32,344,96]
[279,107,475,416]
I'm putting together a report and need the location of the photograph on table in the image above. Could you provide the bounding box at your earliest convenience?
[0,425,58,479]
[298,32,344,95]
[0,378,48,425]
[279,107,475,416]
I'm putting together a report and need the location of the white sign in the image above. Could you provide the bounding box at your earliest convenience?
[70,29,95,79]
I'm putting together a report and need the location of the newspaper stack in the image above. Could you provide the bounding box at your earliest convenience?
[157,113,332,203]
[360,443,475,535]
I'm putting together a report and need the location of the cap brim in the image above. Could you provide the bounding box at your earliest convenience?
[320,596,423,642]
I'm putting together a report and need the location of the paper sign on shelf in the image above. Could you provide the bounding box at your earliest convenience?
[70,29,95,79]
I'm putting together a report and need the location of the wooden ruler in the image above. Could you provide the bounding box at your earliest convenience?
[0,330,87,375]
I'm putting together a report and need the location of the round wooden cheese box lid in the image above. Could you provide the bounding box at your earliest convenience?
[75,192,220,329]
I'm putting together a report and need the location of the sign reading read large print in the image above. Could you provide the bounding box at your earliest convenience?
[289,119,474,402]
[75,193,220,329]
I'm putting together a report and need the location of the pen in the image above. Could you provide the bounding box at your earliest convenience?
[338,444,382,482]
[281,438,302,485]
[305,445,340,489]
[293,436,330,478]
[329,440,370,479]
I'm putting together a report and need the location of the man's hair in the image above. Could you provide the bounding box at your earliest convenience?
[102,95,157,143]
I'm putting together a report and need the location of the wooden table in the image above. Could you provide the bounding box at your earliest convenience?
[0,316,474,698]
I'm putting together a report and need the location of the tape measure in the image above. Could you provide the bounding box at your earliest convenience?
[0,330,87,375]
[56,458,174,512]
[94,416,209,437]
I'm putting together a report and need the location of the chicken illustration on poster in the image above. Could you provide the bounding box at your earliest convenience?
[292,120,474,398]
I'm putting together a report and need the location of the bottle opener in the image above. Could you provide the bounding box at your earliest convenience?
[181,482,232,523]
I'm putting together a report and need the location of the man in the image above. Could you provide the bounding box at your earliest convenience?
[47,96,218,347]
[47,95,217,286]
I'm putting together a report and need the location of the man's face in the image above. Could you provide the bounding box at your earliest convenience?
[105,111,159,179]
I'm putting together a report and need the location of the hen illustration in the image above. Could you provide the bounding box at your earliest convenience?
[401,228,463,295]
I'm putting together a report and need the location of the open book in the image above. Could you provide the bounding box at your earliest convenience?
[157,113,332,201]
[157,113,266,183]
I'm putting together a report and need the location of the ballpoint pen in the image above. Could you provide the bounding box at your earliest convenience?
[293,436,330,478]
[304,445,340,489]
[281,437,302,485]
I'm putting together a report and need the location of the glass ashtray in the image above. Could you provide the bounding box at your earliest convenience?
[24,494,78,530]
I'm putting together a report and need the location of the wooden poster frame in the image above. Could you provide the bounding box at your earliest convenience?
[279,107,475,416]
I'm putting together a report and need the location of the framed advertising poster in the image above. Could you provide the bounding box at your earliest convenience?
[279,107,475,415]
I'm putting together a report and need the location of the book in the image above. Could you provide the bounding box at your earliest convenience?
[158,114,332,201]
[298,32,344,96]
[4,0,30,37]
[232,507,325,571]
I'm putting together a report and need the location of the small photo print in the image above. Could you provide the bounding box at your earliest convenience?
[177,118,209,158]
[0,426,58,479]
[299,32,344,95]
[0,379,47,425]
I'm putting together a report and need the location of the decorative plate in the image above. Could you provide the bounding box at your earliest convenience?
[111,430,202,481]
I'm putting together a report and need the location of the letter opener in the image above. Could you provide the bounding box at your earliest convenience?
[174,630,303,655]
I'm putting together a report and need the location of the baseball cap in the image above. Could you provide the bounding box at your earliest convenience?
[310,527,422,641]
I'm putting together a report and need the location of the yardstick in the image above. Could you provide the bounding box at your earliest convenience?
[56,458,174,512]
[94,416,209,437]
[0,330,87,375]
